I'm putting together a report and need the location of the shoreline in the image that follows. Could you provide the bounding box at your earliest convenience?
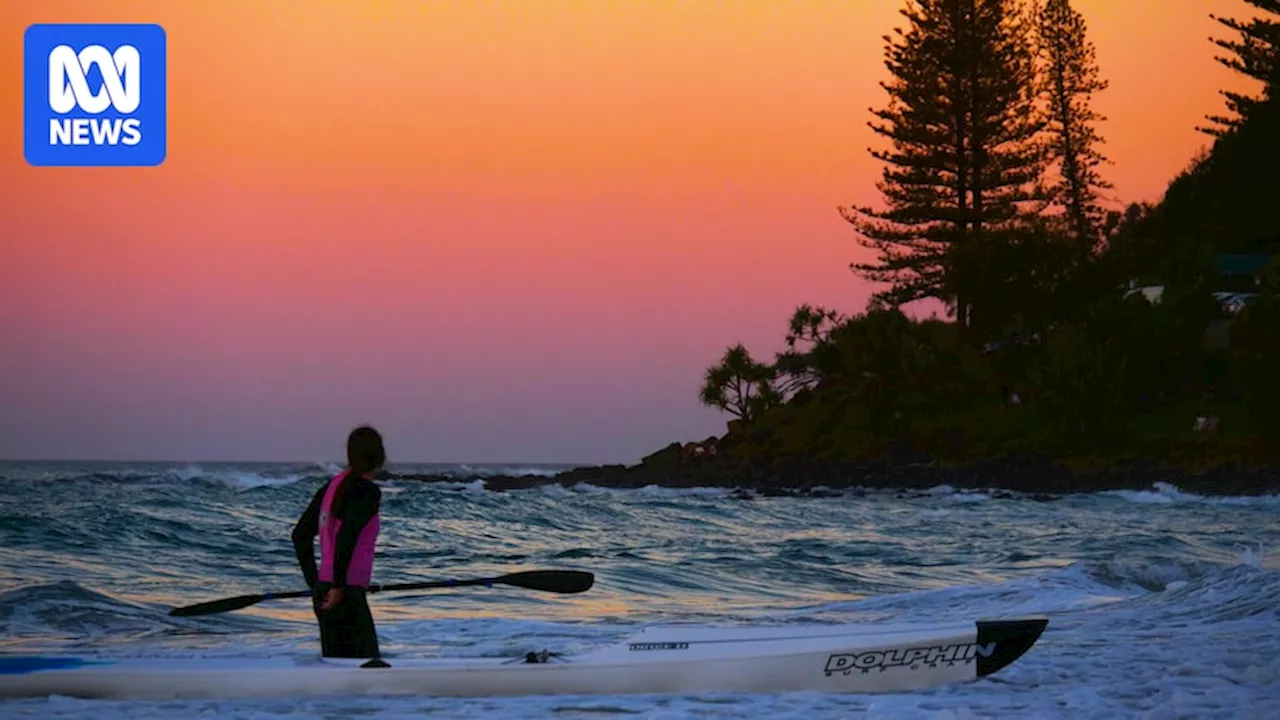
[391,447,1280,498]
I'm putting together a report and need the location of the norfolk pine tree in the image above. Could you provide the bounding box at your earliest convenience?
[840,0,1046,332]
[1036,0,1112,249]
[1200,0,1279,136]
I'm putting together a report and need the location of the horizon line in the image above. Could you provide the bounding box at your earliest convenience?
[0,457,599,467]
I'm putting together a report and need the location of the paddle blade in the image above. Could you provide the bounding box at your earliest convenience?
[495,570,594,594]
[168,593,266,617]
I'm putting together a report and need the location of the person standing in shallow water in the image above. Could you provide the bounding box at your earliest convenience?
[292,426,385,658]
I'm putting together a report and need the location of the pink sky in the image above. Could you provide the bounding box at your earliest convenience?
[0,1,1262,463]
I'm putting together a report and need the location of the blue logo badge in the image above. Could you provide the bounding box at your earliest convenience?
[23,23,168,167]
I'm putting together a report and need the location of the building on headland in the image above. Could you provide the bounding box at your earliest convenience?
[1123,246,1277,316]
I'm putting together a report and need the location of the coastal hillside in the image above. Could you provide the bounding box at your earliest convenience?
[673,0,1280,493]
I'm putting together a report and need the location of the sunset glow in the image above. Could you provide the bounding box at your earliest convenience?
[0,1,1263,463]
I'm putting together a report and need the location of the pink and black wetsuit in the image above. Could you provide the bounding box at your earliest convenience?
[292,471,382,658]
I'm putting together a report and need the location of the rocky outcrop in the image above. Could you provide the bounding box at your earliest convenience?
[391,448,1280,497]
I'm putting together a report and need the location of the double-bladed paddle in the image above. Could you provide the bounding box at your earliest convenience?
[168,570,594,617]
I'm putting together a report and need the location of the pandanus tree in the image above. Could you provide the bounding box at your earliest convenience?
[698,344,780,423]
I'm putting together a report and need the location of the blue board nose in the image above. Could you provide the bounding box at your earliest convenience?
[0,656,99,675]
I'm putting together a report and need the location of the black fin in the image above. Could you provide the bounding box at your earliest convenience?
[975,618,1048,677]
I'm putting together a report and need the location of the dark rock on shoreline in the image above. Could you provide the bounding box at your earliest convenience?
[389,449,1280,498]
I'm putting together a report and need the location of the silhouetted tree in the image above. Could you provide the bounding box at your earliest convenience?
[788,308,994,447]
[1162,89,1280,253]
[960,220,1092,333]
[1036,0,1112,248]
[1098,201,1159,281]
[1200,0,1280,136]
[840,0,1046,332]
[773,304,847,399]
[698,344,779,422]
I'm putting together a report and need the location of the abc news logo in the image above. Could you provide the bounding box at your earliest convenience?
[48,44,144,147]
[23,23,167,167]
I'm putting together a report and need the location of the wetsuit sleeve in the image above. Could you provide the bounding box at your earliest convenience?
[291,484,326,589]
[331,480,381,588]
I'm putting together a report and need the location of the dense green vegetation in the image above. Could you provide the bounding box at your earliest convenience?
[699,0,1280,466]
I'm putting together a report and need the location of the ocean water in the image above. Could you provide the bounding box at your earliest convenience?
[0,460,1277,719]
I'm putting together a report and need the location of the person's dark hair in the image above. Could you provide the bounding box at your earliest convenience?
[333,425,385,517]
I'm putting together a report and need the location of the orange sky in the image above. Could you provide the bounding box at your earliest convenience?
[0,1,1264,463]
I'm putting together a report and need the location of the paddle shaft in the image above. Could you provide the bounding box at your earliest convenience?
[260,576,517,602]
[168,570,593,616]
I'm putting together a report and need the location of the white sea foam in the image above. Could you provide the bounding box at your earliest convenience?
[455,464,564,478]
[6,558,1277,718]
[1104,481,1280,507]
